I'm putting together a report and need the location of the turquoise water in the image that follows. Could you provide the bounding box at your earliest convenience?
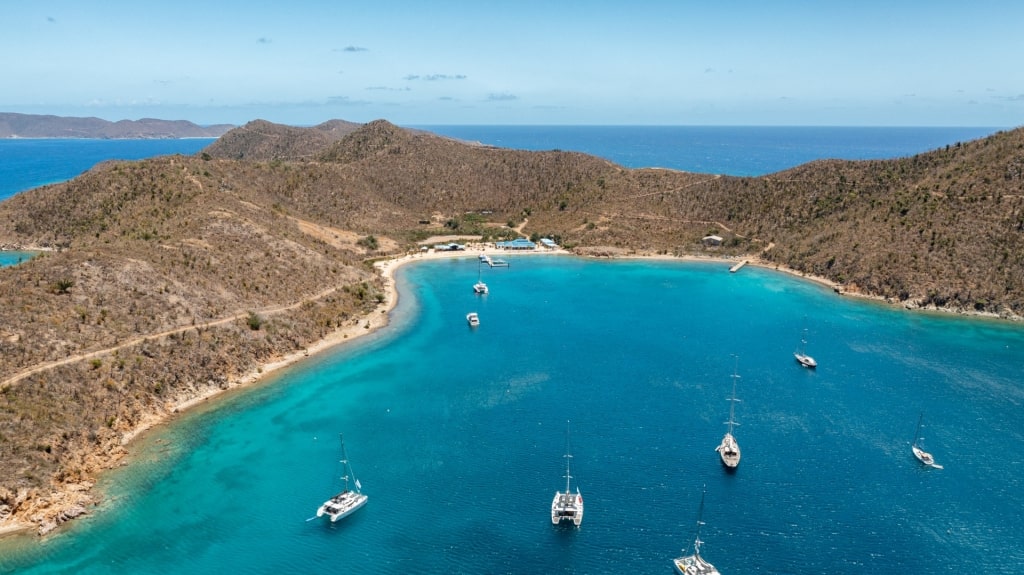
[0,251,36,267]
[4,256,1023,573]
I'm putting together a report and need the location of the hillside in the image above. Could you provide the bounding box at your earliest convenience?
[202,119,362,160]
[0,118,1022,534]
[0,113,233,139]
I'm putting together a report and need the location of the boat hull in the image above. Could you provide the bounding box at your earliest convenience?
[716,433,740,470]
[673,554,721,575]
[317,491,368,522]
[912,445,937,467]
[550,491,584,526]
[794,352,817,368]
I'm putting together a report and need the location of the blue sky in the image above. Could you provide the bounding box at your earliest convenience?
[3,0,1023,127]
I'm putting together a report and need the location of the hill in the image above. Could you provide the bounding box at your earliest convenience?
[0,118,1022,534]
[0,113,234,139]
[202,119,362,160]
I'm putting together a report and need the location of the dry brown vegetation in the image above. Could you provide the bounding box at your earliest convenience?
[0,118,1022,533]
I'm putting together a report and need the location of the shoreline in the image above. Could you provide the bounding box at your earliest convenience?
[0,245,558,538]
[2,245,1017,539]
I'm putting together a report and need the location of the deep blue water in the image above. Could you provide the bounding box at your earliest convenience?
[0,139,214,201]
[414,125,1003,176]
[2,257,1023,574]
[1,130,1022,573]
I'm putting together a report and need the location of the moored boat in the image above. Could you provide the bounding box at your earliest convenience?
[473,262,489,294]
[673,487,721,575]
[316,434,368,522]
[794,326,817,368]
[551,420,584,526]
[715,359,741,470]
[912,413,943,469]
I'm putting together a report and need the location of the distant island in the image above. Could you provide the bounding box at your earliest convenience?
[0,112,233,139]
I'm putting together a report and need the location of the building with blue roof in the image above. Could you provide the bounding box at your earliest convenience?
[495,238,536,250]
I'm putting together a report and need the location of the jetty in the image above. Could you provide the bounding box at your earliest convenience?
[479,254,509,268]
[729,260,748,273]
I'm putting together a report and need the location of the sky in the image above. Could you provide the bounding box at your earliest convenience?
[3,0,1023,127]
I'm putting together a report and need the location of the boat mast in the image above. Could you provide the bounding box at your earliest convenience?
[913,412,924,448]
[693,485,707,557]
[726,358,740,435]
[563,420,573,495]
[798,317,809,355]
[339,433,352,492]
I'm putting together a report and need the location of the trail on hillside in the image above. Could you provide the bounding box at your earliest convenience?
[0,284,344,390]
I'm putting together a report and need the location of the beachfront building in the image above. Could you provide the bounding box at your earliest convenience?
[539,238,559,249]
[433,243,466,251]
[496,238,537,250]
[702,235,723,247]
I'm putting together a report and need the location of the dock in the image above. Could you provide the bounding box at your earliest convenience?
[729,260,748,273]
[479,254,509,268]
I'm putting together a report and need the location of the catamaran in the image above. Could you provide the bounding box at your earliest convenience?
[473,262,489,294]
[794,326,817,368]
[673,487,721,575]
[316,434,368,522]
[912,413,943,469]
[715,360,741,470]
[551,421,584,526]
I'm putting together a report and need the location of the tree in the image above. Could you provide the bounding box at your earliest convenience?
[52,278,74,294]
[357,235,379,250]
[246,312,263,331]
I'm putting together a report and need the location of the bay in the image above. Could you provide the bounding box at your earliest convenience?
[1,128,1022,573]
[3,256,1023,574]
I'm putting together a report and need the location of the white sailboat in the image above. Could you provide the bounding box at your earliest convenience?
[794,326,817,368]
[316,434,368,522]
[912,413,943,469]
[466,312,480,327]
[473,261,489,294]
[715,359,741,470]
[551,420,584,526]
[673,487,721,575]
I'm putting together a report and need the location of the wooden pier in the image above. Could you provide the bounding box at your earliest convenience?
[729,260,748,273]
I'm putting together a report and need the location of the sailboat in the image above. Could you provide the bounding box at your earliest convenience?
[316,434,368,522]
[551,420,584,526]
[794,326,817,368]
[911,413,943,469]
[715,359,741,470]
[673,486,721,575]
[473,261,489,294]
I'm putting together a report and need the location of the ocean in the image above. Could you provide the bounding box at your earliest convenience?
[413,125,1003,177]
[0,138,215,202]
[1,127,1022,574]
